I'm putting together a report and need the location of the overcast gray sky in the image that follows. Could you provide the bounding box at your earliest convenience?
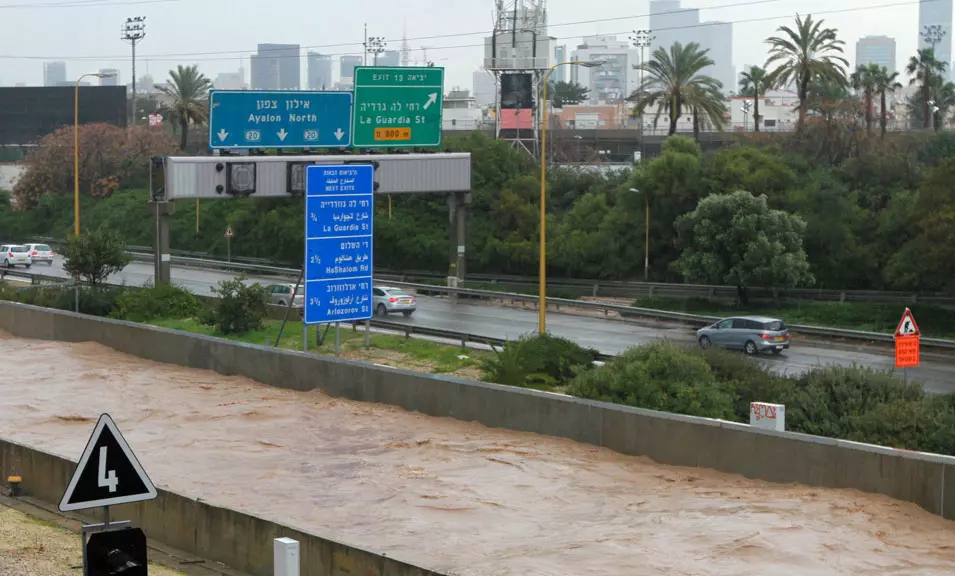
[0,0,924,89]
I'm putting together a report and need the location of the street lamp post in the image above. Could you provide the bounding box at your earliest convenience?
[629,188,650,281]
[74,72,115,312]
[539,59,606,333]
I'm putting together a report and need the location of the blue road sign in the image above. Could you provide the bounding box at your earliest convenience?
[209,90,353,150]
[304,164,375,325]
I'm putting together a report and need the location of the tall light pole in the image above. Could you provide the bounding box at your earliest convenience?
[121,16,146,128]
[74,71,115,312]
[629,30,654,159]
[366,36,386,66]
[539,59,606,333]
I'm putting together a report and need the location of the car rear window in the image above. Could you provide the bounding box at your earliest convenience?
[387,290,411,297]
[11,246,27,253]
[764,321,787,331]
[36,245,51,251]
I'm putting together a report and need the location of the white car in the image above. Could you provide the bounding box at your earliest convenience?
[23,243,54,265]
[372,286,417,317]
[0,244,32,268]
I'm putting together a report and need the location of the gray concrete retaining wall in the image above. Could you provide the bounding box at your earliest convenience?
[0,438,440,576]
[2,300,955,528]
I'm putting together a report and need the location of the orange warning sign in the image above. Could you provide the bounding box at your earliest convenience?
[895,335,920,369]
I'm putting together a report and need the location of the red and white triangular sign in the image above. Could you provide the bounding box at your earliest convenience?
[895,307,920,337]
[224,226,234,238]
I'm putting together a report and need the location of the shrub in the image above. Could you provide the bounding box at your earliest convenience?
[202,276,267,334]
[702,347,791,421]
[61,228,132,286]
[0,284,121,317]
[568,341,736,419]
[481,333,599,389]
[111,284,201,322]
[785,364,925,440]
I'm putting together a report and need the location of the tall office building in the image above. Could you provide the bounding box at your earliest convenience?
[472,68,496,107]
[554,45,568,82]
[307,52,333,90]
[99,69,120,86]
[250,43,300,90]
[377,50,401,67]
[214,69,246,90]
[697,21,734,95]
[856,35,897,74]
[571,35,638,105]
[919,0,952,77]
[43,61,66,86]
[649,0,699,57]
[340,55,363,81]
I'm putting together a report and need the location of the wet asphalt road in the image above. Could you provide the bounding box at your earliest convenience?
[20,257,955,394]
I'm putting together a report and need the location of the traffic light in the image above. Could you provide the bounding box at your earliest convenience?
[87,528,148,575]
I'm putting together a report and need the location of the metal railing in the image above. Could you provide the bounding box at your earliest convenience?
[30,236,954,305]
[4,266,955,352]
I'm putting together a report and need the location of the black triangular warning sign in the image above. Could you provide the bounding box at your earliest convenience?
[59,414,157,512]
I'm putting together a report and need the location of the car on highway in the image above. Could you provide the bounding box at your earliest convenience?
[23,243,54,266]
[373,286,417,317]
[697,316,790,356]
[1,244,32,268]
[265,283,304,308]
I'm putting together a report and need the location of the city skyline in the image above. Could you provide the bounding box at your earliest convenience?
[0,0,941,93]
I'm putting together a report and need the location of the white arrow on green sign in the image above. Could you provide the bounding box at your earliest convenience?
[351,66,445,148]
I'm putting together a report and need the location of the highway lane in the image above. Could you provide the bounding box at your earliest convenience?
[26,257,955,393]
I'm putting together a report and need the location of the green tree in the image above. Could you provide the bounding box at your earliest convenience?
[850,63,880,136]
[906,48,947,129]
[62,228,132,286]
[764,14,848,130]
[201,276,267,334]
[629,41,726,136]
[873,66,902,140]
[737,65,771,132]
[158,64,212,151]
[548,80,590,107]
[675,190,814,303]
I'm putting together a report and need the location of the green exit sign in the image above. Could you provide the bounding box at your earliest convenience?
[351,66,444,148]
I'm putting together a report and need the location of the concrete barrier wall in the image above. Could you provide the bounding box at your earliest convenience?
[2,300,955,526]
[0,438,441,576]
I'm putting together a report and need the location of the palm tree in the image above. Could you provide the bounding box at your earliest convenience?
[873,67,902,140]
[158,65,212,150]
[738,66,770,132]
[906,48,947,129]
[764,14,848,130]
[629,41,726,136]
[850,64,880,136]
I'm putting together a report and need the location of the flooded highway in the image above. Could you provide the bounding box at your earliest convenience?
[2,331,955,576]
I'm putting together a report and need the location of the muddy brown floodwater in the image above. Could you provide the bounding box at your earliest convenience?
[2,332,955,575]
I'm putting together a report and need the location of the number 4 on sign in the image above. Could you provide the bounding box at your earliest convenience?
[98,446,118,493]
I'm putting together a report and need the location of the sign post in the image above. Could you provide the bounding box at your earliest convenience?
[59,413,157,576]
[224,225,233,262]
[352,67,445,148]
[303,165,374,355]
[894,307,920,382]
[208,90,353,150]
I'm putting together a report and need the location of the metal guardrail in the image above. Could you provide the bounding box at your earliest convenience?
[13,249,955,350]
[30,236,955,305]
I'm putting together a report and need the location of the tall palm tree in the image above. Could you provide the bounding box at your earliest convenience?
[737,65,770,132]
[906,48,947,129]
[158,65,212,150]
[850,64,880,135]
[764,14,848,130]
[873,66,902,140]
[629,41,726,136]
